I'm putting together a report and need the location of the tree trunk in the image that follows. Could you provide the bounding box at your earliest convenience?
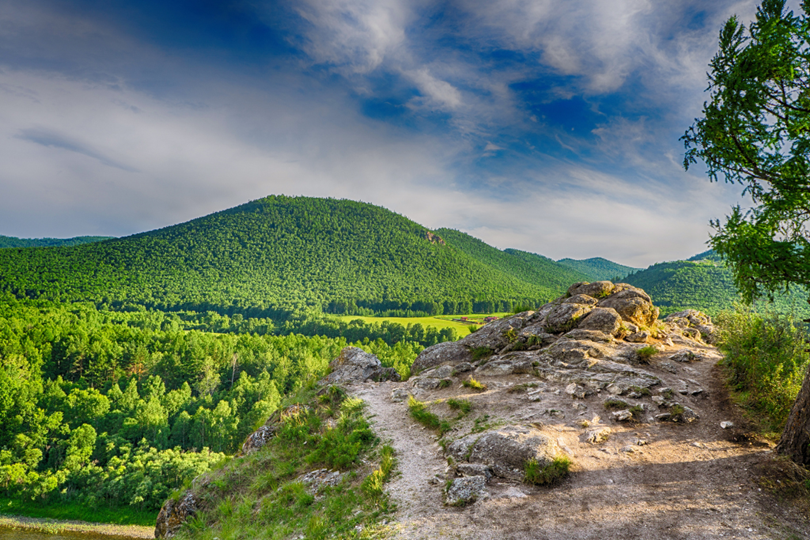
[776,366,810,466]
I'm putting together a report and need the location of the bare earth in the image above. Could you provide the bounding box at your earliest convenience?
[350,341,810,540]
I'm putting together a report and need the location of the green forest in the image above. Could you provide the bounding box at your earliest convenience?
[0,197,586,318]
[0,296,434,521]
[0,236,112,249]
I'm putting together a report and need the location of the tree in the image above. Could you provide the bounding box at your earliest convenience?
[683,0,810,465]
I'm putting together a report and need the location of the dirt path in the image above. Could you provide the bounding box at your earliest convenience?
[351,353,810,540]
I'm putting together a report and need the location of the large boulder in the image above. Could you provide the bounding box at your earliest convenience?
[412,341,470,373]
[155,491,198,538]
[460,312,535,350]
[597,287,659,327]
[447,425,558,481]
[542,303,594,333]
[321,347,400,385]
[577,307,623,336]
[240,424,276,455]
[568,281,615,298]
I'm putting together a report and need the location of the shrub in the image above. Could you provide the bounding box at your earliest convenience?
[462,377,487,391]
[603,398,629,410]
[446,398,472,415]
[408,397,451,434]
[717,309,809,431]
[524,456,571,485]
[471,347,493,361]
[636,346,658,361]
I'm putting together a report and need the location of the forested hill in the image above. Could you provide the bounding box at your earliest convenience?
[434,229,591,292]
[623,258,810,317]
[0,196,579,317]
[0,235,113,248]
[555,257,639,281]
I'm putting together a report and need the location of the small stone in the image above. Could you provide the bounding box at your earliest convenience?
[620,445,635,453]
[651,396,665,407]
[611,410,633,422]
[655,413,672,422]
[660,362,678,374]
[390,388,411,403]
[445,476,487,506]
[720,421,734,429]
[546,409,565,419]
[634,438,647,446]
[690,388,704,396]
[585,427,612,443]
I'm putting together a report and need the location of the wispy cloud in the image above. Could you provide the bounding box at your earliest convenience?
[16,128,139,172]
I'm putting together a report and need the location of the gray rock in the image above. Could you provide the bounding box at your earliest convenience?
[240,424,276,455]
[424,365,454,379]
[626,330,650,343]
[456,463,493,479]
[460,312,535,350]
[543,303,594,333]
[545,338,606,363]
[563,294,599,306]
[563,329,613,343]
[597,287,659,327]
[576,307,623,336]
[568,281,615,298]
[720,421,734,429]
[390,387,411,403]
[155,491,198,538]
[670,349,698,363]
[585,427,611,443]
[475,353,535,376]
[412,341,471,373]
[452,362,474,374]
[449,425,559,481]
[446,476,487,506]
[297,469,345,493]
[322,347,401,385]
[611,410,634,422]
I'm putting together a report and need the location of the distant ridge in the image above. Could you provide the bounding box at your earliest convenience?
[0,235,112,248]
[556,257,639,281]
[0,196,585,317]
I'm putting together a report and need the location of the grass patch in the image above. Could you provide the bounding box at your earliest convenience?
[408,397,452,435]
[471,415,499,434]
[462,377,487,391]
[446,398,472,415]
[524,456,572,486]
[170,385,395,540]
[0,497,155,527]
[603,398,630,410]
[437,379,452,389]
[630,385,652,396]
[717,309,809,434]
[470,347,493,361]
[636,345,658,361]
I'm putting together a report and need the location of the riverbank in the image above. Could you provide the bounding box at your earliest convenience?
[0,516,153,539]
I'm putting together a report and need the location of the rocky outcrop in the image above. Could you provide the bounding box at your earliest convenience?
[320,347,401,385]
[155,491,198,538]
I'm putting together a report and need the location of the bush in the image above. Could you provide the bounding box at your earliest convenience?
[636,346,658,361]
[524,456,571,486]
[462,378,486,391]
[446,398,472,415]
[717,309,809,431]
[408,397,451,434]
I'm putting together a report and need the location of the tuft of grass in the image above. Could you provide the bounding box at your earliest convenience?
[524,456,572,486]
[470,346,493,361]
[717,309,809,434]
[603,398,629,410]
[438,379,452,389]
[462,377,487,391]
[628,405,645,421]
[630,385,652,396]
[408,396,452,435]
[446,398,472,415]
[636,346,658,361]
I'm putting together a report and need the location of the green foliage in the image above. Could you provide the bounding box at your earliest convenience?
[603,399,630,410]
[636,346,658,360]
[683,0,810,303]
[717,309,809,431]
[524,456,571,486]
[462,378,486,392]
[0,197,580,318]
[555,257,639,281]
[470,347,493,361]
[407,397,451,435]
[624,259,810,317]
[177,392,394,540]
[446,398,472,415]
[0,235,112,249]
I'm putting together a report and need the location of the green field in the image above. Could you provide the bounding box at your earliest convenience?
[335,313,509,335]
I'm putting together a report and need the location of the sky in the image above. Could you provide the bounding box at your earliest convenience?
[0,0,767,267]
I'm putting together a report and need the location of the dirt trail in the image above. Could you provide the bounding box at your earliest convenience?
[351,352,810,540]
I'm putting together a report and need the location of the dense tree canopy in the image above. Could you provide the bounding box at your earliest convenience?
[683,0,810,465]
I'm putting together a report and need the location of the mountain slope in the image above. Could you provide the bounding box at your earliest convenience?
[435,229,591,292]
[556,257,639,281]
[0,196,571,316]
[623,259,810,317]
[0,235,113,248]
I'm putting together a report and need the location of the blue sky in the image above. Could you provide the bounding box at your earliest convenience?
[0,0,764,266]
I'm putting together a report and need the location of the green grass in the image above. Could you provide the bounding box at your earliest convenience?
[603,398,630,410]
[446,398,472,415]
[462,377,487,391]
[716,309,809,434]
[408,397,452,435]
[636,346,658,361]
[335,315,474,334]
[172,386,396,540]
[0,497,156,526]
[524,456,572,486]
